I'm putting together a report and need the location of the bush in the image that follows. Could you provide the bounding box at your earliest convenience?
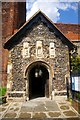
[71,55,80,74]
[78,93,80,101]
[72,91,80,102]
[0,87,6,96]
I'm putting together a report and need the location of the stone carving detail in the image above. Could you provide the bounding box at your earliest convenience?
[49,42,55,58]
[36,41,43,58]
[22,42,30,58]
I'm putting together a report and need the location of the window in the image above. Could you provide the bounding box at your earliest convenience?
[49,42,55,58]
[22,42,30,58]
[36,41,43,58]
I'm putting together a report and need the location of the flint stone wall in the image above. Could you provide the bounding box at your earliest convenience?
[8,22,70,94]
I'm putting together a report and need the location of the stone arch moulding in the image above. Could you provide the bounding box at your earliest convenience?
[24,60,53,100]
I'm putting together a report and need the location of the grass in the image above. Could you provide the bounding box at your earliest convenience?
[0,87,6,96]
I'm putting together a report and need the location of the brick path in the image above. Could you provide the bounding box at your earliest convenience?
[0,97,80,119]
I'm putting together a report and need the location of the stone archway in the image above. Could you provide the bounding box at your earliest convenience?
[25,61,52,100]
[29,64,49,99]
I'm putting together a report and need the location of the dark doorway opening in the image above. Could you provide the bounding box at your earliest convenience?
[29,64,49,99]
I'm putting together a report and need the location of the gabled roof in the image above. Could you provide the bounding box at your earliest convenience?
[4,10,75,50]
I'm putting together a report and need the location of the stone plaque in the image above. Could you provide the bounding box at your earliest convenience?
[36,41,43,58]
[22,42,30,58]
[50,42,55,58]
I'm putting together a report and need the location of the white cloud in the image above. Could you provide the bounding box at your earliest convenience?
[26,0,78,22]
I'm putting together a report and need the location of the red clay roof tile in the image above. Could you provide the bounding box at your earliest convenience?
[55,23,80,41]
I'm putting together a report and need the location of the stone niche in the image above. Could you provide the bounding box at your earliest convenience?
[7,22,70,101]
[49,42,55,58]
[22,42,30,58]
[36,40,43,58]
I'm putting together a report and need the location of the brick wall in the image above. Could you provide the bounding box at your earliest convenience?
[1,2,26,86]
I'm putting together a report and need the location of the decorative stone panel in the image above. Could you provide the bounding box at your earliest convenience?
[36,41,43,58]
[49,42,55,58]
[22,42,30,58]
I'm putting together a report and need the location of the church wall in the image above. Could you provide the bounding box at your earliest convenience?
[7,22,70,98]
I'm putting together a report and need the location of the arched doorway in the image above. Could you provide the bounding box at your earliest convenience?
[29,64,49,99]
[26,61,51,100]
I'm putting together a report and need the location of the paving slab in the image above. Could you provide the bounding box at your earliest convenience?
[60,105,70,110]
[48,111,61,117]
[1,118,80,120]
[32,112,47,118]
[20,106,34,112]
[45,101,60,111]
[63,110,77,117]
[19,112,31,118]
[34,105,46,112]
[0,97,80,119]
[3,112,17,118]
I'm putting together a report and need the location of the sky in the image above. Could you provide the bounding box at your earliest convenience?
[26,0,80,24]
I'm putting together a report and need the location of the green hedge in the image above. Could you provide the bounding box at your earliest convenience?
[0,87,6,96]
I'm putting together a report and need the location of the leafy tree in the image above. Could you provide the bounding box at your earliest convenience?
[70,55,80,74]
